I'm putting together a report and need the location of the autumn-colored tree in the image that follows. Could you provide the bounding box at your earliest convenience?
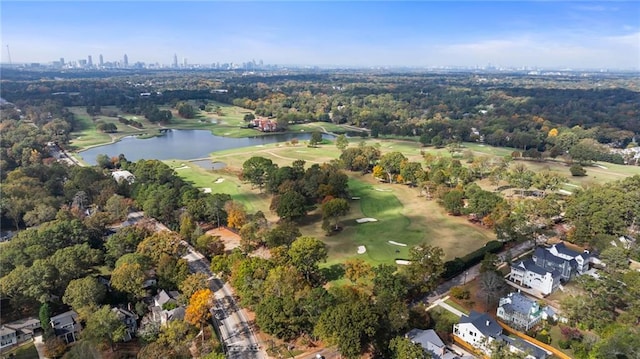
[372,165,385,180]
[110,262,146,300]
[136,231,184,264]
[185,289,214,346]
[344,258,373,284]
[224,201,247,229]
[179,273,210,304]
[548,128,559,137]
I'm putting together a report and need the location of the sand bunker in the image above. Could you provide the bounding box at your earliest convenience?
[388,241,407,246]
[175,166,189,170]
[202,188,212,193]
[395,260,411,265]
[357,245,366,254]
[356,218,378,224]
[351,197,361,200]
[214,178,225,184]
[375,188,392,192]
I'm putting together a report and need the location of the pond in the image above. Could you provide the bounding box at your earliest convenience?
[79,129,330,165]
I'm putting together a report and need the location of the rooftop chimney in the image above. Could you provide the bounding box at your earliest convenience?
[486,320,490,327]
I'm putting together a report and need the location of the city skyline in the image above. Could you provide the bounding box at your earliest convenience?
[1,1,639,70]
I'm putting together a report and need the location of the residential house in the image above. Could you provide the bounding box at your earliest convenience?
[532,243,594,281]
[0,317,41,349]
[251,118,278,132]
[112,307,138,342]
[497,292,543,331]
[405,328,472,359]
[150,290,185,326]
[50,311,81,344]
[454,311,549,359]
[111,170,135,184]
[0,327,17,349]
[509,259,560,296]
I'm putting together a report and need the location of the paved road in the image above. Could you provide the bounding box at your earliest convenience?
[181,242,265,359]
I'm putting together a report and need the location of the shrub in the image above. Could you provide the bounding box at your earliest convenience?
[570,164,587,176]
[450,286,470,300]
[559,339,571,349]
[441,240,504,279]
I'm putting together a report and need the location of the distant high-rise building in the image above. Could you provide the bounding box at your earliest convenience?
[183,58,187,67]
[123,54,129,67]
[60,57,65,65]
[99,54,104,66]
[87,55,93,67]
[173,54,178,68]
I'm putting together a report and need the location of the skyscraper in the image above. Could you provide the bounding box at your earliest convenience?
[87,55,93,67]
[123,54,129,67]
[173,54,178,68]
[183,58,187,68]
[99,54,104,67]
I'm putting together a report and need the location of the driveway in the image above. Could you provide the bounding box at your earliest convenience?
[33,335,48,359]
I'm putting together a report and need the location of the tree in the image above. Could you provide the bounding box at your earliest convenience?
[44,337,68,358]
[322,198,350,231]
[310,131,323,147]
[479,271,506,307]
[104,194,131,222]
[40,302,54,339]
[336,134,349,151]
[136,231,184,264]
[62,340,102,359]
[104,225,152,266]
[442,189,464,215]
[569,164,587,176]
[379,152,408,183]
[403,244,444,295]
[224,200,247,229]
[344,258,373,284]
[241,156,276,193]
[83,305,127,352]
[274,190,307,220]
[177,102,197,118]
[179,273,210,304]
[314,298,378,359]
[600,246,629,271]
[195,234,225,258]
[591,326,640,359]
[156,255,189,290]
[110,262,146,299]
[185,289,214,346]
[63,277,107,311]
[389,336,430,359]
[508,163,534,196]
[288,236,328,282]
[264,220,301,248]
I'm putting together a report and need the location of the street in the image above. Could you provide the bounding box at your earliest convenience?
[181,242,265,359]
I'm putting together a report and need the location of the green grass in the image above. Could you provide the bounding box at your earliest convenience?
[165,160,271,214]
[2,342,39,359]
[288,122,349,133]
[444,298,470,315]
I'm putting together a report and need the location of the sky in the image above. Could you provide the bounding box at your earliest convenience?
[1,1,639,69]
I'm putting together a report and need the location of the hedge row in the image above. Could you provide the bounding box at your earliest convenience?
[441,240,504,280]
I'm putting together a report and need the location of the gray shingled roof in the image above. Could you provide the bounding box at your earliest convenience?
[500,334,548,358]
[501,292,537,316]
[515,259,549,276]
[459,311,502,337]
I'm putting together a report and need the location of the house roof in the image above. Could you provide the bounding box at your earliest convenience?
[0,326,16,336]
[500,292,537,316]
[553,243,585,258]
[406,328,445,356]
[50,311,77,329]
[534,247,569,266]
[514,259,549,277]
[500,334,549,358]
[112,307,137,320]
[155,290,178,306]
[459,311,502,338]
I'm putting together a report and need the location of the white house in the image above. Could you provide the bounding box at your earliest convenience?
[111,170,135,184]
[454,311,550,359]
[405,329,446,358]
[509,259,560,296]
[497,292,544,331]
[50,311,81,344]
[0,326,17,349]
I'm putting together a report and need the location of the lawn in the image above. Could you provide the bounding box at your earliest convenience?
[2,342,39,359]
[444,298,470,315]
[68,106,164,149]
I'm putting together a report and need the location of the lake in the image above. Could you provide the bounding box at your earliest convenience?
[79,129,328,165]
